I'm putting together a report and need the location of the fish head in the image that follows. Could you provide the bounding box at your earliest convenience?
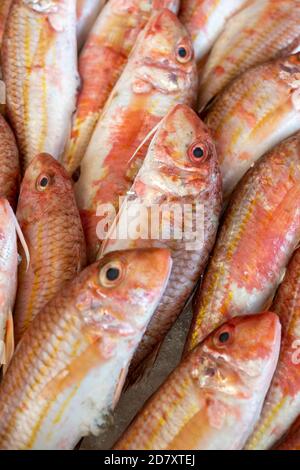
[17,153,74,223]
[132,9,197,96]
[80,248,172,345]
[143,104,220,197]
[189,313,281,398]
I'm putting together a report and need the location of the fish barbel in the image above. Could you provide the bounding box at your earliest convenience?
[0,199,18,368]
[179,0,249,63]
[114,313,281,450]
[186,132,300,352]
[198,0,300,110]
[76,0,106,50]
[204,53,300,199]
[2,0,78,169]
[101,104,222,381]
[0,248,172,449]
[13,153,86,343]
[245,246,300,450]
[276,416,300,450]
[75,8,198,262]
[62,0,180,175]
[0,114,20,210]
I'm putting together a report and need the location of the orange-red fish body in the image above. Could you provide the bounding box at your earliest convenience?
[114,313,281,450]
[101,104,222,381]
[0,114,20,210]
[198,0,300,109]
[276,416,300,450]
[0,198,18,367]
[14,153,86,343]
[186,133,300,352]
[0,0,12,49]
[246,246,300,449]
[0,248,172,449]
[179,0,248,63]
[2,0,78,169]
[75,9,198,263]
[203,53,300,199]
[63,0,180,175]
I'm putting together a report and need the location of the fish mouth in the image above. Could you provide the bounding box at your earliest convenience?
[134,64,193,94]
[142,57,192,77]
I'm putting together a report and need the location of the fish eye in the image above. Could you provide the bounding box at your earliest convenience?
[219,332,230,343]
[176,43,193,63]
[106,267,120,281]
[188,142,209,164]
[99,261,124,288]
[214,326,234,348]
[36,173,52,191]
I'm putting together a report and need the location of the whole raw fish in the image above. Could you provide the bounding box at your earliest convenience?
[75,9,198,262]
[0,199,18,368]
[0,248,172,450]
[276,417,300,450]
[179,0,248,64]
[2,0,78,169]
[245,246,300,450]
[0,0,12,49]
[186,133,300,352]
[199,0,300,110]
[101,104,222,381]
[0,114,20,210]
[204,53,300,199]
[114,313,281,450]
[14,153,86,343]
[76,0,106,50]
[63,0,180,175]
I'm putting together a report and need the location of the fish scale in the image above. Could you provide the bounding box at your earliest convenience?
[0,115,20,210]
[179,0,249,63]
[0,0,13,49]
[276,415,300,450]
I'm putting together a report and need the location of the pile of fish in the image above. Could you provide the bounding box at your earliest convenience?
[0,0,300,451]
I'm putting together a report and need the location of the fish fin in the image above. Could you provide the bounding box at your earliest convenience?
[12,211,30,271]
[127,120,162,165]
[124,342,162,390]
[2,310,14,374]
[112,367,128,409]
